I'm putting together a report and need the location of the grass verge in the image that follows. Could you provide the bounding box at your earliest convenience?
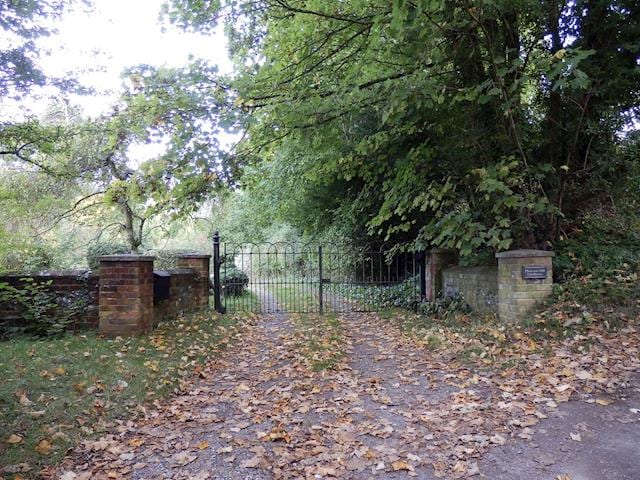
[0,309,250,478]
[222,290,260,313]
[268,283,319,313]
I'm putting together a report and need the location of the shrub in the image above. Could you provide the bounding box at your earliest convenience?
[554,207,640,282]
[221,267,249,296]
[417,295,471,319]
[0,278,89,338]
[0,244,53,273]
[86,241,130,270]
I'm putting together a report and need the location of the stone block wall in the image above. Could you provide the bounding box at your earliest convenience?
[496,250,554,323]
[443,266,499,314]
[425,249,554,323]
[425,249,456,300]
[0,271,99,332]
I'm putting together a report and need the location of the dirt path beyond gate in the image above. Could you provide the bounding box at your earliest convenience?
[56,311,640,480]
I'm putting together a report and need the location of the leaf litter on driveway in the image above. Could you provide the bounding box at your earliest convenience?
[52,310,640,479]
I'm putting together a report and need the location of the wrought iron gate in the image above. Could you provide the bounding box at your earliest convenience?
[212,233,426,314]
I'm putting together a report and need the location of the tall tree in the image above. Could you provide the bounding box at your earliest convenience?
[166,0,640,254]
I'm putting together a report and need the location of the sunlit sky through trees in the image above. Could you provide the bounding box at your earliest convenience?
[2,0,230,113]
[1,0,233,162]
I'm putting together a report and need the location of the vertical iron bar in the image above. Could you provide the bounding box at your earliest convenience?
[419,250,427,302]
[212,232,225,313]
[318,245,324,314]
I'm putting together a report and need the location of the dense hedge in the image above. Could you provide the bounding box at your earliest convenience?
[221,267,249,296]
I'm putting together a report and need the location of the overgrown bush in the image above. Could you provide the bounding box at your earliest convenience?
[0,278,89,338]
[86,241,130,270]
[221,267,249,296]
[417,295,472,319]
[554,207,640,282]
[0,244,53,273]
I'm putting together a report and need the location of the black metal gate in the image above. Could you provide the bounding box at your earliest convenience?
[212,233,426,314]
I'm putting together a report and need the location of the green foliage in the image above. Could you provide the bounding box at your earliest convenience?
[0,278,88,338]
[417,295,472,319]
[553,207,640,281]
[86,241,130,271]
[0,244,53,273]
[0,1,85,99]
[221,267,249,296]
[167,0,640,255]
[152,249,195,270]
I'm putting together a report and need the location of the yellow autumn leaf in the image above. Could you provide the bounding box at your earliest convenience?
[391,460,414,471]
[129,438,145,448]
[7,433,23,444]
[35,438,53,455]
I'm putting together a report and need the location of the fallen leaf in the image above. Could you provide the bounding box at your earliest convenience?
[3,463,32,473]
[391,460,414,472]
[35,439,53,455]
[241,455,262,468]
[173,451,197,466]
[7,433,23,444]
[128,438,144,448]
[15,390,32,406]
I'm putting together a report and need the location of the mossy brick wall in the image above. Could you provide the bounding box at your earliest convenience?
[443,266,499,314]
[153,268,200,323]
[0,271,99,331]
[496,250,554,323]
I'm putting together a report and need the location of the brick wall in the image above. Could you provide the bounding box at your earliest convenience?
[442,266,499,314]
[0,253,211,337]
[154,268,200,323]
[0,271,99,332]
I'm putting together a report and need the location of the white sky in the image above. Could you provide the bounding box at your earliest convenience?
[1,0,234,162]
[6,0,232,119]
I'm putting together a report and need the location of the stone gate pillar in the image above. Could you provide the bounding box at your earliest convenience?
[496,249,554,323]
[426,248,457,300]
[99,255,155,337]
[177,253,211,309]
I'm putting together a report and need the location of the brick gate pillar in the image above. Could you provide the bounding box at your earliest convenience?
[496,249,554,323]
[99,255,155,337]
[426,248,457,300]
[177,253,211,309]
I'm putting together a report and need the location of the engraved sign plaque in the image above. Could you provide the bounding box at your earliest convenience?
[522,265,548,280]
